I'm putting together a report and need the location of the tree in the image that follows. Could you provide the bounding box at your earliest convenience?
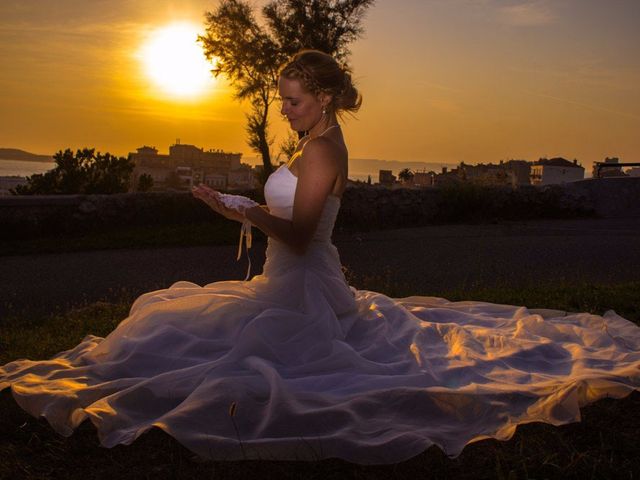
[199,0,375,176]
[137,173,154,192]
[84,152,136,194]
[12,148,134,195]
[398,168,414,183]
[278,131,299,164]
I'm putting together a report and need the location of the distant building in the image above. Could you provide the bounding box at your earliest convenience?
[373,157,588,189]
[227,164,258,190]
[412,171,435,187]
[130,146,170,187]
[378,169,396,186]
[454,160,531,187]
[503,160,531,186]
[530,157,584,185]
[434,165,462,186]
[457,162,509,186]
[203,173,227,189]
[593,157,626,178]
[129,142,246,191]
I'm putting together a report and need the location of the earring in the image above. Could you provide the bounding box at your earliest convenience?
[322,106,327,115]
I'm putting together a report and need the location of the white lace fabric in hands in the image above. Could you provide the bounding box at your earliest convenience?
[216,193,258,281]
[217,193,259,213]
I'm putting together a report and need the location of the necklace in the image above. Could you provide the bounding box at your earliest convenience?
[317,124,340,137]
[301,124,340,140]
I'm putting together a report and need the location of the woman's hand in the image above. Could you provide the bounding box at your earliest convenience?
[191,184,245,223]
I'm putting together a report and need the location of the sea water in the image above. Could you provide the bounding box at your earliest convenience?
[0,159,55,177]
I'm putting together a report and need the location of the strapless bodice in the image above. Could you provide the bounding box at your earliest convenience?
[264,164,341,243]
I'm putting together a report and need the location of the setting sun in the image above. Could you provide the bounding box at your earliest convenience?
[139,22,215,98]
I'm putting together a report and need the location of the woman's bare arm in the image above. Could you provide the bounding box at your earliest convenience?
[245,138,340,255]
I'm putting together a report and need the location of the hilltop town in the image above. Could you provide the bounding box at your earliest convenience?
[129,142,257,192]
[376,157,639,188]
[129,143,638,191]
[1,142,638,195]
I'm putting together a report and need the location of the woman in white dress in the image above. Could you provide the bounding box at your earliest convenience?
[2,50,640,465]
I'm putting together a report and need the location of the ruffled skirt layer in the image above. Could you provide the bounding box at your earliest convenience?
[2,240,640,464]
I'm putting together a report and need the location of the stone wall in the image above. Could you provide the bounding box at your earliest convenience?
[1,178,638,240]
[340,177,638,230]
[563,177,640,218]
[0,192,238,240]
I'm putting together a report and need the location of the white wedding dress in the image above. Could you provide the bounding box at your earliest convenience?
[2,164,640,465]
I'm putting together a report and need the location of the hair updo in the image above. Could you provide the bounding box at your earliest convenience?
[280,50,362,115]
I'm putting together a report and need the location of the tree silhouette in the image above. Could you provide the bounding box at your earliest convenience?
[278,131,299,164]
[398,168,414,183]
[12,148,134,195]
[199,0,374,176]
[136,173,154,192]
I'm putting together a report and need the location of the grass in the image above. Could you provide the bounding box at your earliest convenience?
[1,280,639,479]
[345,269,640,326]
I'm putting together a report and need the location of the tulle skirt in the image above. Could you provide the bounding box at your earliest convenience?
[2,239,640,464]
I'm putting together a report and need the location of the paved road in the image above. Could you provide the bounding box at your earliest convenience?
[337,217,640,294]
[1,217,638,316]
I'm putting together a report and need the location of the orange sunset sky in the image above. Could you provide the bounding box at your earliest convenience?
[1,0,639,171]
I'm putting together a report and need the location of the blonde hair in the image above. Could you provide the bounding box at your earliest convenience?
[280,50,361,115]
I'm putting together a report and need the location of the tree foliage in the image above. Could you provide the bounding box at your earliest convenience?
[278,131,299,163]
[398,168,414,183]
[199,0,374,176]
[262,0,373,62]
[12,148,134,195]
[136,173,154,192]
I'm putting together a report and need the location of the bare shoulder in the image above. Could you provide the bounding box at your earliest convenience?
[299,136,344,174]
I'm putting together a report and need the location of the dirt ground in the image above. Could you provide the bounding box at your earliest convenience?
[1,217,639,316]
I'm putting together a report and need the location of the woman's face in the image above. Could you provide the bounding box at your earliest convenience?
[278,76,324,132]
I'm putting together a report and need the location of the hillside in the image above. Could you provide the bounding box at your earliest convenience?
[0,148,53,162]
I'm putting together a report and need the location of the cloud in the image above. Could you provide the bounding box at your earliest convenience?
[415,81,465,94]
[496,1,557,27]
[509,61,640,93]
[0,19,143,38]
[522,90,640,120]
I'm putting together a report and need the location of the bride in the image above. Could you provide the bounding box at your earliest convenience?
[2,50,640,465]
